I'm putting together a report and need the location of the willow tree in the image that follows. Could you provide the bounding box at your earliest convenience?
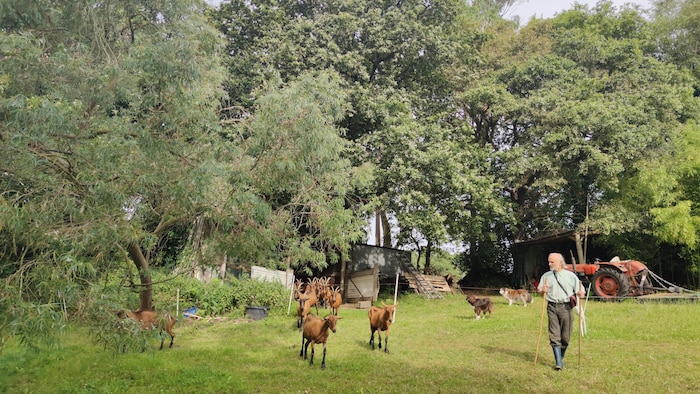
[0,0,227,347]
[215,71,369,274]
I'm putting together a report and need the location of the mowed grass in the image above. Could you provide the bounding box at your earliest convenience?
[1,293,700,394]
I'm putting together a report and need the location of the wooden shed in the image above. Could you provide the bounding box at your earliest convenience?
[511,230,606,289]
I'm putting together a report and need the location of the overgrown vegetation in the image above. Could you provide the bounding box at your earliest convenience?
[4,267,290,354]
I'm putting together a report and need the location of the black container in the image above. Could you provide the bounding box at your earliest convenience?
[245,306,270,320]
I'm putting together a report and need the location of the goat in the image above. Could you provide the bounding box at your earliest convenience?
[295,280,307,329]
[319,277,332,309]
[368,302,397,353]
[293,279,305,300]
[306,278,320,314]
[300,314,341,369]
[297,286,319,330]
[328,286,342,316]
[119,309,176,350]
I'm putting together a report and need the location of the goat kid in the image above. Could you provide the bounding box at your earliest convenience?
[300,314,341,369]
[368,302,397,353]
[119,309,176,350]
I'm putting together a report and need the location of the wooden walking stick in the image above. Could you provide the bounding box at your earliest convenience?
[577,282,583,368]
[534,278,548,365]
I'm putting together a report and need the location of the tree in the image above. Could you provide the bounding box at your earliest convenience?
[214,0,490,267]
[651,0,700,86]
[222,71,368,273]
[452,2,697,267]
[1,0,228,348]
[596,121,700,286]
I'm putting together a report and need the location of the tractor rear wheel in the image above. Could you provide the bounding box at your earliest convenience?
[590,267,630,299]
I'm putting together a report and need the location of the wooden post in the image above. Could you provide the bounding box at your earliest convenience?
[534,278,548,365]
[287,274,295,316]
[393,273,399,322]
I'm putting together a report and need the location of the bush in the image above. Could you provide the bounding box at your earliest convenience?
[155,272,288,317]
[228,277,288,311]
[94,268,289,318]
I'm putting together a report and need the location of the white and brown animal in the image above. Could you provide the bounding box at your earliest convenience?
[118,309,176,350]
[368,302,397,353]
[499,287,534,307]
[300,314,341,369]
[466,294,493,320]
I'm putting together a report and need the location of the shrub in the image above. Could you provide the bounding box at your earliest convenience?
[228,277,288,311]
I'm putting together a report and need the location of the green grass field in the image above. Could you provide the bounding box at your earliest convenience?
[1,293,699,394]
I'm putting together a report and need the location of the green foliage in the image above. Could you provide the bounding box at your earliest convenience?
[0,300,64,354]
[81,292,153,355]
[224,71,365,273]
[414,249,464,280]
[453,2,698,266]
[228,277,288,311]
[455,231,513,287]
[146,271,288,316]
[0,0,230,313]
[651,0,700,84]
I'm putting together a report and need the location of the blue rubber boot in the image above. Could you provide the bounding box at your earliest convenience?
[561,346,567,368]
[553,346,564,370]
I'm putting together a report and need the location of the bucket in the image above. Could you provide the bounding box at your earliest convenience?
[183,306,198,318]
[245,306,270,320]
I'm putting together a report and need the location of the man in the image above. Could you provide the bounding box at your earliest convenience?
[538,252,585,370]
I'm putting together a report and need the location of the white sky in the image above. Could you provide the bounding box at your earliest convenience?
[507,0,653,22]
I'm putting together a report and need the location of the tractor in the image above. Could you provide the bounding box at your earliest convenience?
[565,257,653,299]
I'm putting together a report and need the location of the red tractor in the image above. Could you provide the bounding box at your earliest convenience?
[565,258,653,299]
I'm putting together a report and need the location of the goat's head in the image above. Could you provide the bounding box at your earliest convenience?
[325,315,342,333]
[381,302,398,322]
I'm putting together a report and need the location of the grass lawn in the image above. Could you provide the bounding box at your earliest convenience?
[1,293,699,393]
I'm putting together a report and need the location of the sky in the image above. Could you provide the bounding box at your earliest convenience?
[506,0,653,22]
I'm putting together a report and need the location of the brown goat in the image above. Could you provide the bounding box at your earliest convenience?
[296,292,309,329]
[120,310,176,350]
[300,314,341,369]
[319,277,333,309]
[329,286,342,316]
[368,302,397,353]
[297,284,319,329]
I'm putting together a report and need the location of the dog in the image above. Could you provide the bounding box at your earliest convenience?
[466,294,493,320]
[499,287,534,307]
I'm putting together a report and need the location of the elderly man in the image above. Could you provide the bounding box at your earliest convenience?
[538,253,585,370]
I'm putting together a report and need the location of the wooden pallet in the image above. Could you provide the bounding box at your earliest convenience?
[404,273,452,294]
[422,275,452,292]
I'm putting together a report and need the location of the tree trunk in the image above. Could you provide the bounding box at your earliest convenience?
[381,211,392,247]
[191,215,204,279]
[574,231,585,266]
[220,253,227,279]
[375,209,381,246]
[128,243,153,311]
[424,240,432,274]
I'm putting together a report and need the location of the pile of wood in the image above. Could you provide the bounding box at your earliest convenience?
[404,273,455,294]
